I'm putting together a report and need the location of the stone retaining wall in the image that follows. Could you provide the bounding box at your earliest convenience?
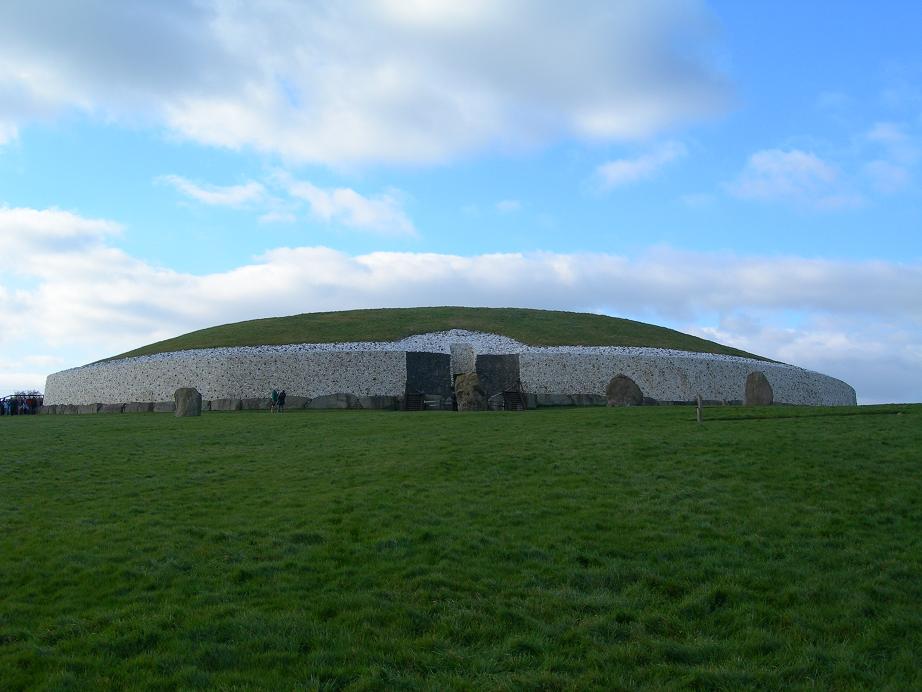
[43,331,857,409]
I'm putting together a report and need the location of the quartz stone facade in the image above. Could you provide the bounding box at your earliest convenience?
[44,330,857,408]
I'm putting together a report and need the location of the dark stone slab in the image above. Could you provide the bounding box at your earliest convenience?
[406,352,452,397]
[78,404,101,414]
[100,403,126,414]
[153,402,176,413]
[475,354,521,400]
[241,397,271,410]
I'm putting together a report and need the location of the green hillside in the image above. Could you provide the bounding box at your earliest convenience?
[109,306,768,361]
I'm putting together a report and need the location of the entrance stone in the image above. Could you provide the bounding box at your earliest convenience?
[455,373,486,411]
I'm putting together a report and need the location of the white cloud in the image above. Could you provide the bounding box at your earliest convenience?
[258,210,297,225]
[0,0,730,164]
[728,149,863,209]
[281,176,415,235]
[496,199,522,213]
[0,206,121,274]
[2,209,921,403]
[155,171,416,234]
[867,122,911,152]
[0,120,17,145]
[865,160,910,193]
[596,141,687,188]
[157,175,265,207]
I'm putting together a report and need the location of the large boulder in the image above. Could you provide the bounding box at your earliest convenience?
[745,372,773,406]
[174,387,202,417]
[606,374,644,407]
[454,373,486,411]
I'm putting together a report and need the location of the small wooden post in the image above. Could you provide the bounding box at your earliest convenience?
[696,394,703,424]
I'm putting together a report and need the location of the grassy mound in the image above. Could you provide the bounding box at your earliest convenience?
[109,306,767,361]
[2,405,920,687]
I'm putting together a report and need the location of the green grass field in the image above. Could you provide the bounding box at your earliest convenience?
[108,307,767,361]
[2,406,920,689]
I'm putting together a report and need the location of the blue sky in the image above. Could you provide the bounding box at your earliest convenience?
[1,1,920,403]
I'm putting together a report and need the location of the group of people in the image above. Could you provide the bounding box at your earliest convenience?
[269,388,287,412]
[1,393,43,416]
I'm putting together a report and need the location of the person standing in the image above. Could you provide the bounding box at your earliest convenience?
[270,388,279,413]
[277,389,286,413]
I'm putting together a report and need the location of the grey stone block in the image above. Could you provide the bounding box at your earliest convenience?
[356,395,398,410]
[78,404,101,414]
[100,403,125,414]
[41,405,57,415]
[209,398,242,412]
[59,404,78,415]
[241,397,271,410]
[535,394,573,407]
[124,402,154,413]
[450,342,476,375]
[153,402,176,413]
[308,393,360,409]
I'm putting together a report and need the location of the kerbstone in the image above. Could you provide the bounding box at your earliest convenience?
[606,374,644,407]
[209,398,241,412]
[745,372,774,406]
[124,402,154,413]
[174,387,202,417]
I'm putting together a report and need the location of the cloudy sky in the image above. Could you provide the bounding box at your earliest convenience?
[1,0,920,403]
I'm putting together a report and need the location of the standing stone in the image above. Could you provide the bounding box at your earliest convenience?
[450,342,476,376]
[606,374,644,407]
[454,373,486,411]
[745,372,773,406]
[174,387,202,417]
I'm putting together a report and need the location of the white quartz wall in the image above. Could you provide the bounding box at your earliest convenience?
[520,352,856,405]
[44,330,857,406]
[45,350,407,405]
